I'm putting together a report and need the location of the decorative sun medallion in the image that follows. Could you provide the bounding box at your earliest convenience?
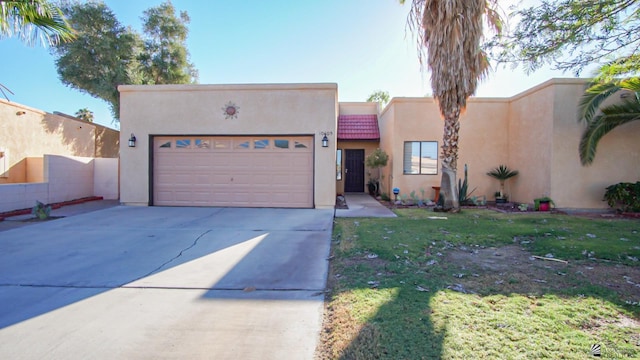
[222,101,239,119]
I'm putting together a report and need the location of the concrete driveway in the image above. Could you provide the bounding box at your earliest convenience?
[0,206,334,359]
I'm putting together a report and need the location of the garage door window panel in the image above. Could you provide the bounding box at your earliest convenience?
[254,139,270,149]
[235,139,251,149]
[294,140,309,149]
[274,139,289,149]
[176,139,191,149]
[195,139,210,149]
[214,140,230,150]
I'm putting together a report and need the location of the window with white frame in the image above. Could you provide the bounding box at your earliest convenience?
[403,141,438,175]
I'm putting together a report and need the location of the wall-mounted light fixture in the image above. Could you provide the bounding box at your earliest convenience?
[128,133,137,147]
[320,131,333,148]
[16,111,26,116]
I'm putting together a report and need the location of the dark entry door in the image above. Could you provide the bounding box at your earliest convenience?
[344,149,365,192]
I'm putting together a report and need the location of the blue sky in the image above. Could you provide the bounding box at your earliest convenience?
[1,0,575,129]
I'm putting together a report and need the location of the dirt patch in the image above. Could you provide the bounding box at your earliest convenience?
[445,245,640,300]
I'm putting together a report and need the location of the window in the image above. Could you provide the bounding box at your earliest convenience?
[176,139,191,149]
[254,139,269,149]
[235,140,250,149]
[195,139,210,149]
[294,141,308,149]
[159,141,171,148]
[214,140,230,149]
[403,141,438,174]
[336,149,342,181]
[274,139,289,149]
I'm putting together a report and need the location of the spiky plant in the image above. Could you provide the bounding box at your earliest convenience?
[486,165,518,198]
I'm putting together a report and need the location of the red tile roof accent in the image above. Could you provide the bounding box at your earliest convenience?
[337,114,380,140]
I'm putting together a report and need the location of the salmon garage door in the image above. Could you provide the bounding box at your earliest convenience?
[153,136,313,208]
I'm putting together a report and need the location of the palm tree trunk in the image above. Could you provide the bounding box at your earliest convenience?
[440,110,460,210]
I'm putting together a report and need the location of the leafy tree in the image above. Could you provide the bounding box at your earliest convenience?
[75,107,93,122]
[138,2,197,84]
[51,1,141,120]
[577,77,640,165]
[366,90,390,108]
[51,1,197,120]
[488,0,640,79]
[403,0,502,211]
[0,0,75,46]
[365,148,389,196]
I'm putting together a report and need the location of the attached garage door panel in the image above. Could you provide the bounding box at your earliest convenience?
[153,136,313,208]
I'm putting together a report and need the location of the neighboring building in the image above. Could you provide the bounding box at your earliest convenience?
[378,79,639,210]
[0,99,120,212]
[118,79,640,210]
[0,99,119,183]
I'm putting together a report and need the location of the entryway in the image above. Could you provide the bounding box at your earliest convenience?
[344,149,364,192]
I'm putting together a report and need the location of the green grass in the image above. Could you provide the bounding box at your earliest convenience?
[339,209,640,265]
[318,209,640,359]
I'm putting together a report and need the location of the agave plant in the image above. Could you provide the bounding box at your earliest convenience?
[486,165,519,198]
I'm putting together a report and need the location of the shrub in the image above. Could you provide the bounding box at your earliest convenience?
[604,181,640,212]
[365,148,389,196]
[31,201,51,220]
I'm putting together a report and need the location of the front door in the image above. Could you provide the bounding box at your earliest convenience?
[344,149,365,192]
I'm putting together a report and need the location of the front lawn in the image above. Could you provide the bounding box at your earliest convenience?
[317,209,640,359]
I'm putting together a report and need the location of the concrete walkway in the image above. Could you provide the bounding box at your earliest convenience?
[0,205,334,359]
[335,193,397,218]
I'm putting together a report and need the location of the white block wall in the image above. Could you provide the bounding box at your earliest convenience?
[94,158,119,200]
[0,155,119,213]
[45,155,95,204]
[0,183,49,213]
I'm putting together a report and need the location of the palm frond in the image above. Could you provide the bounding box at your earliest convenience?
[486,165,519,180]
[577,81,620,124]
[618,77,640,93]
[579,100,640,165]
[0,0,75,46]
[578,77,640,124]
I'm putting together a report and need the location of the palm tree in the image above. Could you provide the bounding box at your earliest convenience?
[577,77,640,165]
[0,0,75,46]
[404,0,502,211]
[75,108,94,122]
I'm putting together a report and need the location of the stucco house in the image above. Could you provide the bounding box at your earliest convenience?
[0,99,120,212]
[118,79,639,210]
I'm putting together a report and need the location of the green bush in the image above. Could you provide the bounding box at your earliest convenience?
[604,181,640,212]
[31,201,51,220]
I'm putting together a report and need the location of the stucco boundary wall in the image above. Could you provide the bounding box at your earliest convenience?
[0,155,118,213]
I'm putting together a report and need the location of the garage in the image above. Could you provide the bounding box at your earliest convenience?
[153,136,314,208]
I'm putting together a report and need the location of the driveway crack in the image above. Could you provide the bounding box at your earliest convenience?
[130,229,212,283]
